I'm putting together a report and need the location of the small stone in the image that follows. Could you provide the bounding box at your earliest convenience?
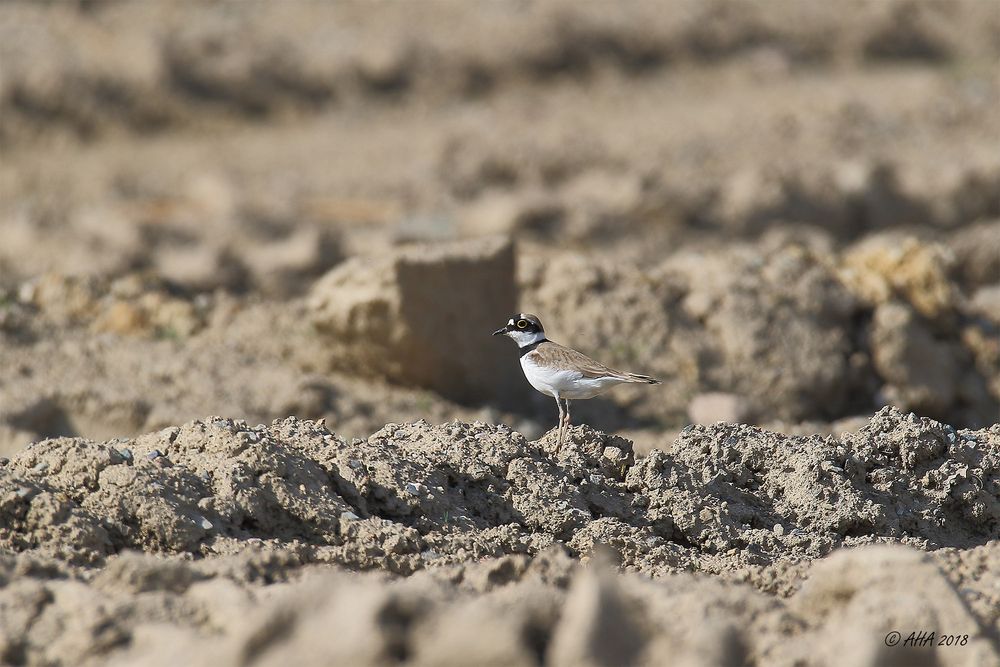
[688,392,751,425]
[405,482,427,496]
[197,516,214,530]
[773,524,785,536]
[16,486,35,499]
[146,450,162,461]
[31,462,48,474]
[158,427,180,443]
[340,511,360,522]
[17,281,36,304]
[118,448,134,464]
[0,457,9,466]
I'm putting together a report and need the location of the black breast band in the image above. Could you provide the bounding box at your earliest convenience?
[519,340,546,358]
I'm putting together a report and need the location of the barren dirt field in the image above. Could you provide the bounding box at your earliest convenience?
[0,1,998,665]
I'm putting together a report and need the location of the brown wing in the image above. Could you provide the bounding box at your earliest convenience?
[529,341,630,379]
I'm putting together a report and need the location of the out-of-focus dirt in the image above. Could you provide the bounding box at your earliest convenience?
[1,0,998,664]
[2,0,997,449]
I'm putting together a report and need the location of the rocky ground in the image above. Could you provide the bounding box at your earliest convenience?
[0,1,998,665]
[1,409,998,665]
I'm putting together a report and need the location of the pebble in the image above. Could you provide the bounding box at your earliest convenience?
[158,427,180,443]
[31,462,48,474]
[773,524,785,536]
[17,281,36,303]
[197,516,214,530]
[688,392,750,425]
[118,449,134,464]
[0,457,8,466]
[405,482,427,496]
[16,486,35,499]
[340,511,360,522]
[146,450,162,461]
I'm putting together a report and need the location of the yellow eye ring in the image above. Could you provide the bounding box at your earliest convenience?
[517,319,528,329]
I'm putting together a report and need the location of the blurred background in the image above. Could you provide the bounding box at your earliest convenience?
[0,0,997,457]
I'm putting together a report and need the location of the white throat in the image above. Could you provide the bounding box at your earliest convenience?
[508,329,546,348]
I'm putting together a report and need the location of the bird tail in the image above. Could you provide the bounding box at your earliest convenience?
[623,372,661,385]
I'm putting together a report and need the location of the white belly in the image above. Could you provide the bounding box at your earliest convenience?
[520,355,624,400]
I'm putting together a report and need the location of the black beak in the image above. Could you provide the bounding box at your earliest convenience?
[492,326,508,336]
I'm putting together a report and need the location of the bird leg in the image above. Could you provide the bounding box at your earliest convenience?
[554,396,565,454]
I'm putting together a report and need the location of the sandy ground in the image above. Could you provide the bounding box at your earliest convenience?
[0,1,998,665]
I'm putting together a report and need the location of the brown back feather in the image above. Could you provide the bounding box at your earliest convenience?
[528,341,640,380]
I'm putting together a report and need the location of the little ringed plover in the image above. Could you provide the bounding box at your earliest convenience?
[493,313,660,452]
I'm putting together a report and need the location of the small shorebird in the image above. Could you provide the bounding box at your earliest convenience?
[493,313,660,452]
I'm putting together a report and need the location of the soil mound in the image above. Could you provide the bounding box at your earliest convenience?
[3,408,995,573]
[1,408,997,665]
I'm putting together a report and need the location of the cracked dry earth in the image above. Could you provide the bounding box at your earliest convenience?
[0,406,997,666]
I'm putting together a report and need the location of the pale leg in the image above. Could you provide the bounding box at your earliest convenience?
[558,399,571,454]
[554,395,565,453]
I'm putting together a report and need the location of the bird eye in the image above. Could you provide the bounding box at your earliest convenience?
[517,319,528,329]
